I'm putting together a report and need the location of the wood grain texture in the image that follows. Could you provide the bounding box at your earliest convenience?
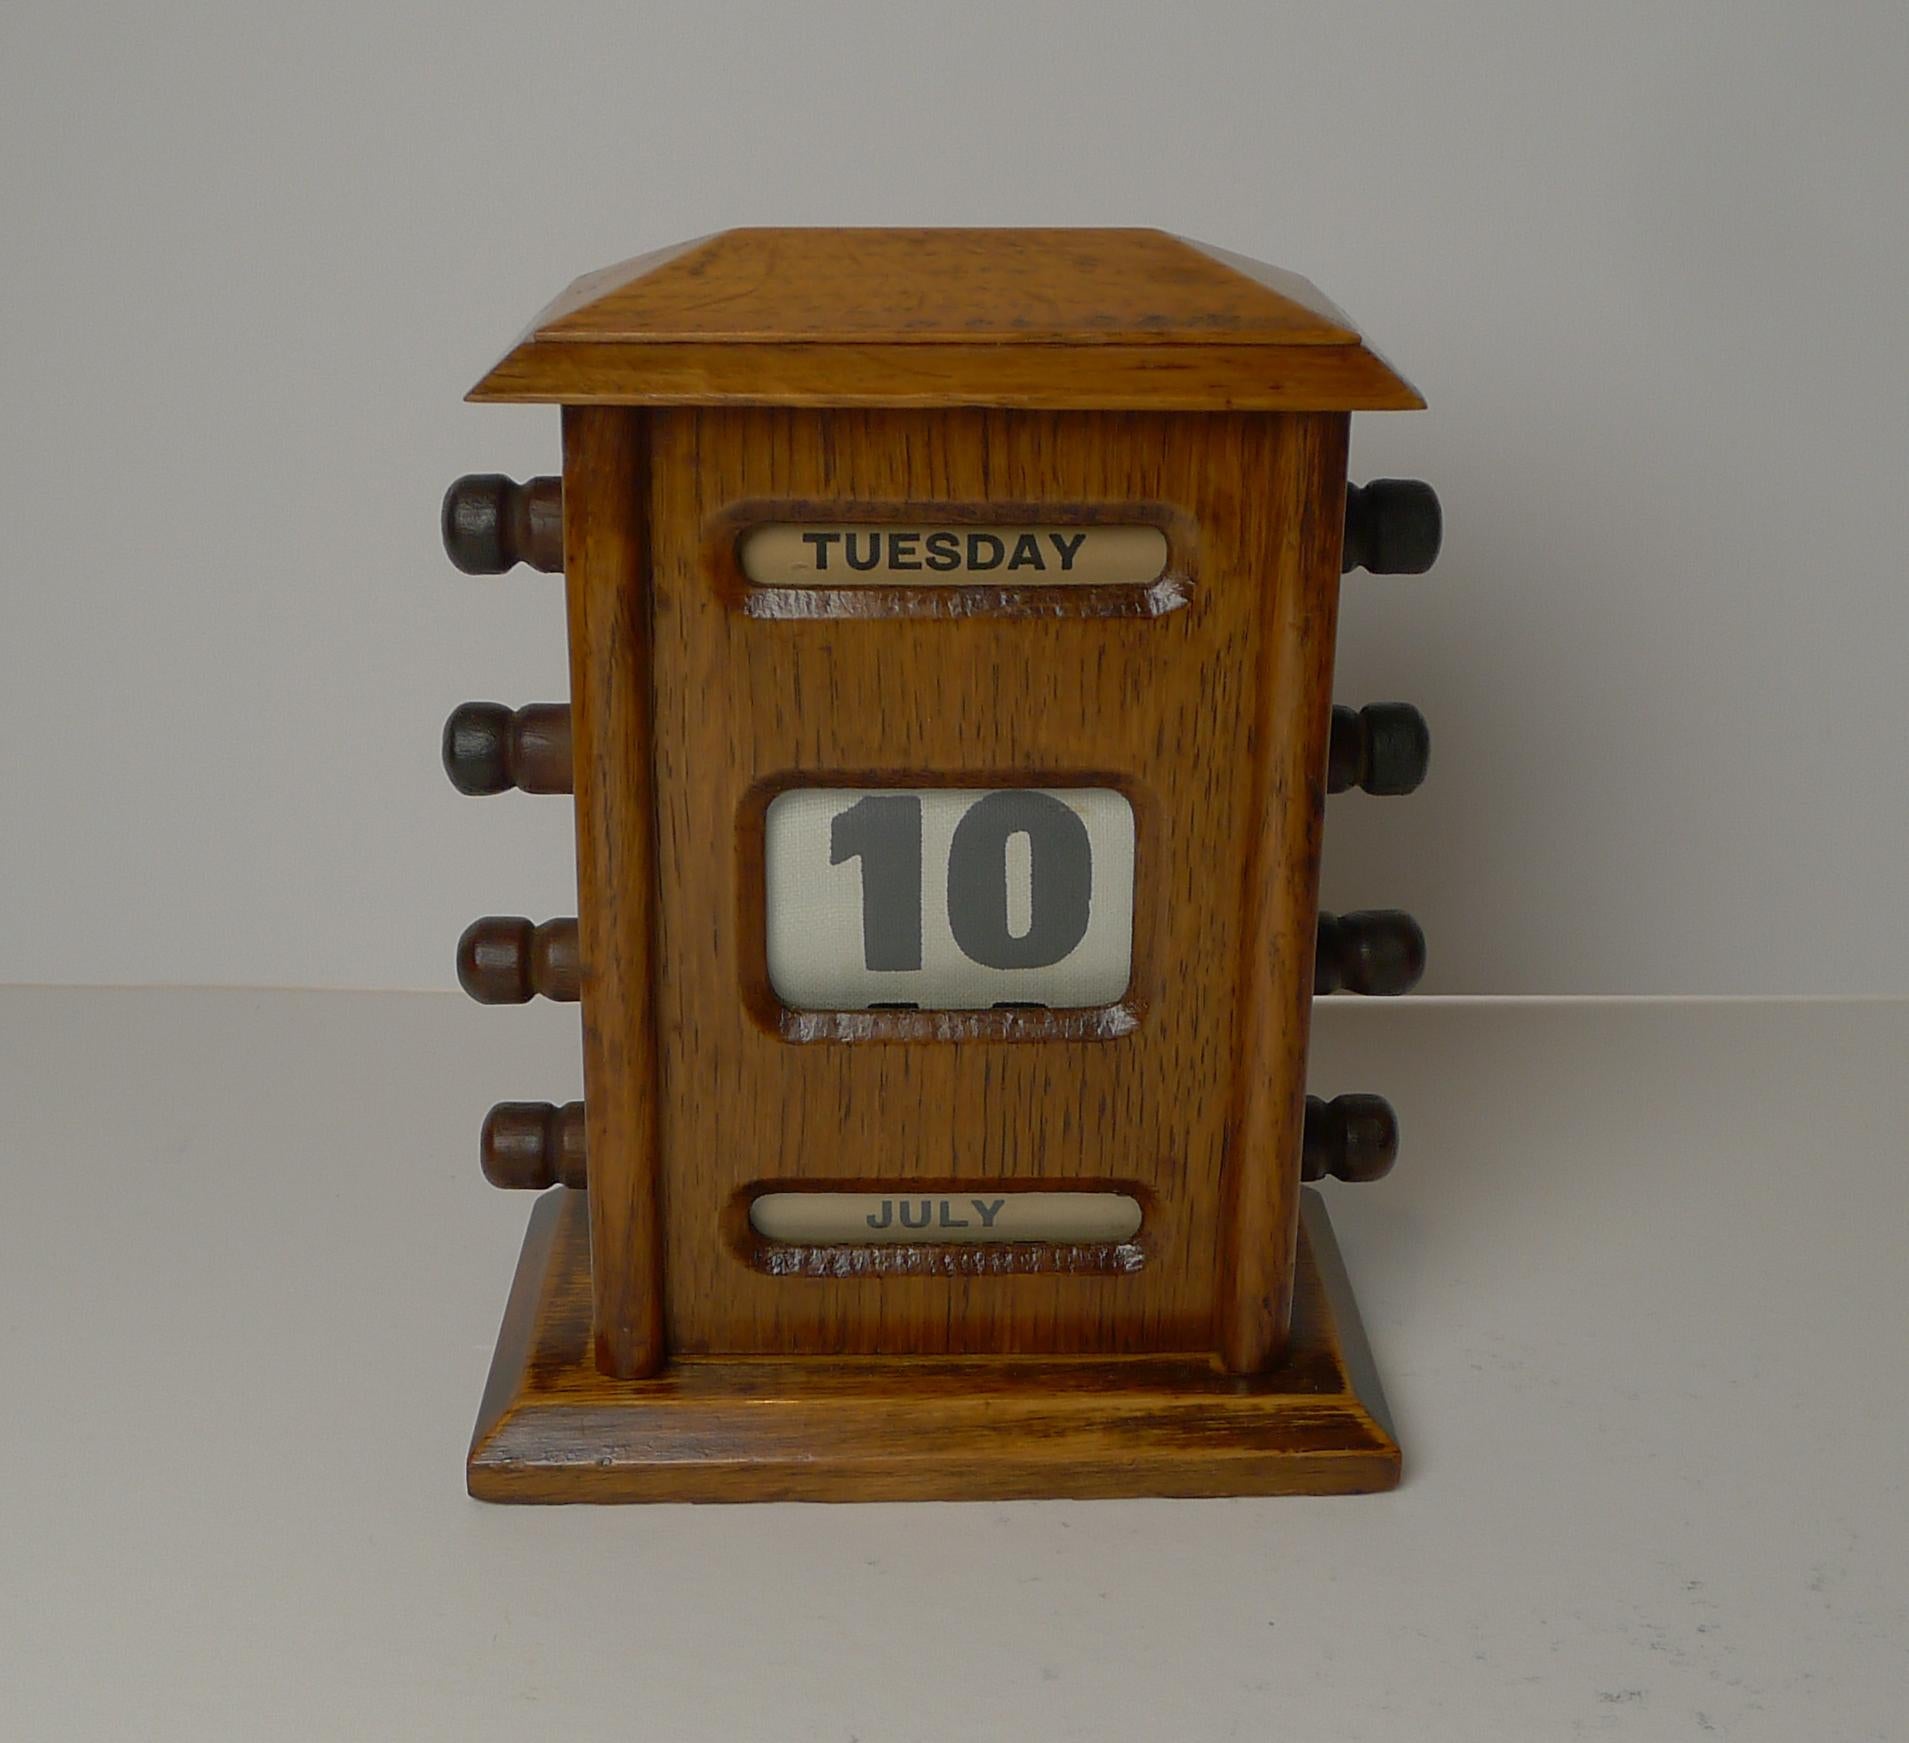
[468,1186,1400,1502]
[517,229,1364,345]
[471,340,1419,412]
[624,407,1342,1360]
[468,229,1422,410]
[561,407,665,1379]
[1219,413,1346,1371]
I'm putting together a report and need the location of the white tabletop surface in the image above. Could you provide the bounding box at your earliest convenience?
[2,987,1903,1741]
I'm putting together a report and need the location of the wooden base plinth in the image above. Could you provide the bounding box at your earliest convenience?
[468,1188,1399,1502]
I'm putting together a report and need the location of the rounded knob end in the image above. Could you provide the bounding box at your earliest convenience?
[1317,910,1428,995]
[1361,702,1432,795]
[442,702,511,795]
[458,917,535,1004]
[441,474,563,574]
[442,474,513,574]
[1344,478,1442,574]
[456,917,580,1003]
[1302,1093,1400,1183]
[1327,703,1431,796]
[441,703,574,796]
[481,1101,586,1190]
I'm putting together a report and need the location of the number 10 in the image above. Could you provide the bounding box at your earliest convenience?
[763,786,1135,1012]
[829,790,1095,973]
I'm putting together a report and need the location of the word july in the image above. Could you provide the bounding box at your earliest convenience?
[746,1189,1145,1245]
[864,1197,1009,1231]
[801,529,1086,574]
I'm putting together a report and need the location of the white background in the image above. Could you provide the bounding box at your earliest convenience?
[2,0,1905,994]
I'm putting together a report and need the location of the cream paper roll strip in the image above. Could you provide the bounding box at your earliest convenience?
[740,523,1168,586]
[749,1190,1143,1245]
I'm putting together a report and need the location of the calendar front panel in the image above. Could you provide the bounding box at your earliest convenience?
[644,406,1330,1356]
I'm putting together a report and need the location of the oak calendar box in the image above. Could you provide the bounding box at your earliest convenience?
[442,229,1439,1500]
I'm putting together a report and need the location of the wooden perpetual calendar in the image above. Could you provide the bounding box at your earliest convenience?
[444,229,1441,1501]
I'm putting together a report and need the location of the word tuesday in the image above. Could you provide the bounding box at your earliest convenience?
[799,529,1089,574]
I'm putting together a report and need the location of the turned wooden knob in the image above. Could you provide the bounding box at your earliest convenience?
[481,1101,586,1189]
[1328,703,1430,796]
[1316,910,1427,995]
[1342,478,1441,574]
[441,474,564,574]
[1302,1094,1399,1183]
[457,917,580,1003]
[441,703,572,795]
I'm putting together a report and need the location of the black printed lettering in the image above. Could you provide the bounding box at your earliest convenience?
[967,533,1005,571]
[1006,533,1045,571]
[1048,531,1087,570]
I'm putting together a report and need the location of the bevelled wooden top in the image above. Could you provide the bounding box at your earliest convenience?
[468,228,1423,411]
